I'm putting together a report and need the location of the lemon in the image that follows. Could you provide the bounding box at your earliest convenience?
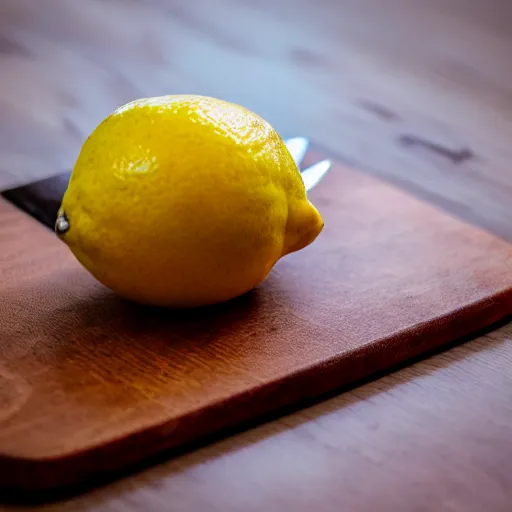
[56,95,323,307]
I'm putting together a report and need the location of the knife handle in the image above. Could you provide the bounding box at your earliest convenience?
[1,173,71,230]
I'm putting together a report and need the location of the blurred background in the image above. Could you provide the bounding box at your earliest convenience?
[0,0,511,234]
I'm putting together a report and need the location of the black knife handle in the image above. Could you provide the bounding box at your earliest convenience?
[1,173,71,230]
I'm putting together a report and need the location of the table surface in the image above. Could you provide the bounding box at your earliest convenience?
[0,1,511,510]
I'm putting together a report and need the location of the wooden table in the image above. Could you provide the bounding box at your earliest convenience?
[1,1,511,510]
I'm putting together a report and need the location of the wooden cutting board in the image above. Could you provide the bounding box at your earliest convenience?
[1,152,511,493]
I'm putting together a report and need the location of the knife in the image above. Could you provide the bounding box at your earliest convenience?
[1,138,331,230]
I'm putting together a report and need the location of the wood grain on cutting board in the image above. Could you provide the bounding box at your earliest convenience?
[0,155,511,491]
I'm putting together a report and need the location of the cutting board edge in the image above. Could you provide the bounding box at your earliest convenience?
[1,287,511,494]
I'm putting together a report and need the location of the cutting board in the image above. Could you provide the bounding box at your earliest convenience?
[1,152,511,492]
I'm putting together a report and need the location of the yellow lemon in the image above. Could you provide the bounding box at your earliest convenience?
[56,95,323,307]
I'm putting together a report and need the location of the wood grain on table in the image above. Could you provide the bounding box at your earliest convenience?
[0,0,511,510]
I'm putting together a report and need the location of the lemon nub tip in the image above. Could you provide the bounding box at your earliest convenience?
[55,212,70,236]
